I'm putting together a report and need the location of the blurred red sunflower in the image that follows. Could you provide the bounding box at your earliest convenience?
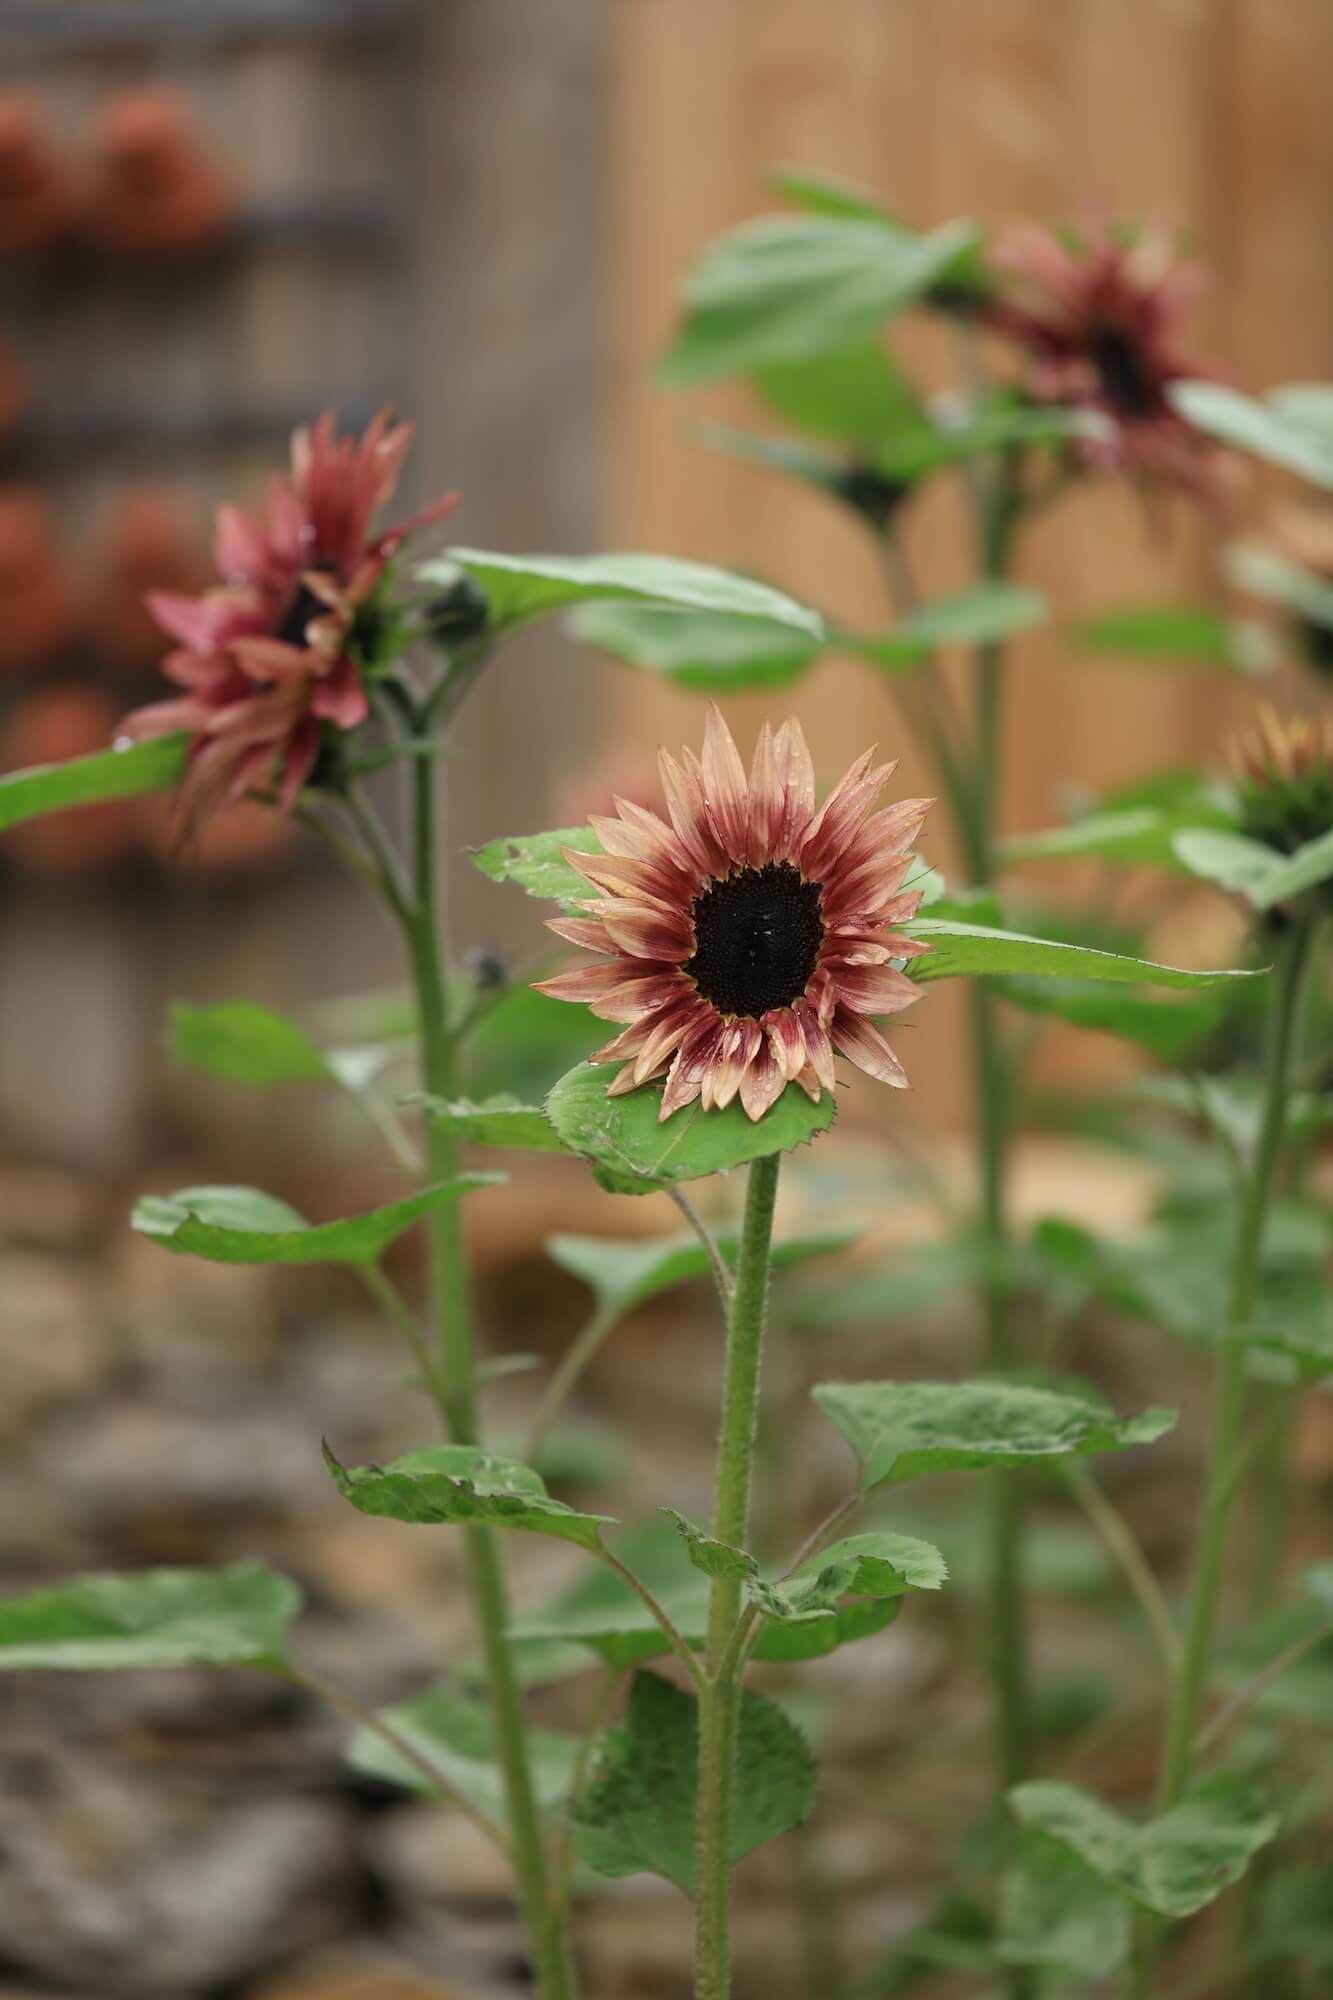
[117,410,457,839]
[990,214,1223,498]
[537,707,933,1121]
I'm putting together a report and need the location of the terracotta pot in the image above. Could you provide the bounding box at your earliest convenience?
[0,489,76,670]
[138,789,296,872]
[85,91,233,255]
[90,489,210,670]
[1,682,136,870]
[0,94,74,252]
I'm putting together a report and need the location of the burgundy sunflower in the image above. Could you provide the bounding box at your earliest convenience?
[988,214,1222,498]
[536,707,933,1122]
[117,409,457,840]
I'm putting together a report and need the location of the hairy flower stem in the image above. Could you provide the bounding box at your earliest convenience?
[1126,918,1317,2000]
[694,1151,781,2000]
[402,752,578,2000]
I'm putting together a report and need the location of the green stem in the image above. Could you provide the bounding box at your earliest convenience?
[1249,1383,1297,1618]
[1126,918,1317,2000]
[694,1152,781,2000]
[969,490,1034,1873]
[403,749,577,2000]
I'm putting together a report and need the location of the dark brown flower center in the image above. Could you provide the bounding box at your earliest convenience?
[275,575,330,650]
[1090,322,1158,420]
[686,861,824,1019]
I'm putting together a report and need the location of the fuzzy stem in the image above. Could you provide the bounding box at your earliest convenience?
[1126,918,1317,2000]
[402,751,577,2000]
[694,1151,781,2000]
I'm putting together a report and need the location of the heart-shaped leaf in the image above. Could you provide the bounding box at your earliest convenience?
[346,1685,577,1815]
[545,1060,835,1195]
[547,1224,855,1318]
[659,212,981,385]
[904,917,1258,990]
[813,1380,1174,1492]
[1010,1774,1279,1919]
[427,550,822,636]
[132,1178,501,1267]
[999,1830,1130,1977]
[0,732,187,832]
[418,1094,566,1153]
[324,1442,613,1551]
[570,1672,816,1889]
[470,826,605,907]
[0,1561,300,1672]
[170,1000,334,1087]
[567,602,822,692]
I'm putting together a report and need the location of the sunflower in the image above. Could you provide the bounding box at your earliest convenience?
[988,214,1223,499]
[117,409,457,840]
[536,707,933,1121]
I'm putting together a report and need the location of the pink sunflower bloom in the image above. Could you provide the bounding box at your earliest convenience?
[117,409,457,839]
[536,707,933,1122]
[989,215,1223,498]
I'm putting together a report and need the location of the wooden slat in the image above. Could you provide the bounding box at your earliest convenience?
[606,0,1333,1128]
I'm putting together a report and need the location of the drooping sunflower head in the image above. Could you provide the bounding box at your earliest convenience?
[536,707,933,1122]
[1232,705,1333,859]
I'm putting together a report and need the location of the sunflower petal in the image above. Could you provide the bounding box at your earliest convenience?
[831,1010,910,1089]
[701,704,750,864]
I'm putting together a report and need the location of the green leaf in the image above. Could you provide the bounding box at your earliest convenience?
[873,401,1092,484]
[169,1000,333,1087]
[346,1685,577,1815]
[769,165,894,224]
[0,732,187,832]
[1002,802,1233,871]
[324,1442,613,1551]
[569,1671,816,1889]
[418,1094,565,1153]
[0,1561,299,1672]
[662,1509,756,1580]
[999,978,1223,1062]
[132,1179,500,1267]
[568,602,822,692]
[700,424,852,502]
[429,549,823,636]
[1170,381,1333,490]
[998,1830,1130,1978]
[856,583,1047,659]
[1225,543,1333,632]
[462,982,606,1105]
[812,1380,1174,1492]
[659,212,982,385]
[546,1224,856,1319]
[544,1060,836,1195]
[1251,825,1333,909]
[1073,602,1272,672]
[904,916,1257,990]
[1010,1774,1279,1919]
[787,1531,948,1598]
[1173,823,1333,912]
[470,826,605,908]
[509,1519,914,1671]
[752,339,923,452]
